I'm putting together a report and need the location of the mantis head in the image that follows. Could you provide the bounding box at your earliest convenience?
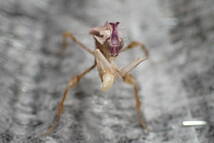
[90,22,124,57]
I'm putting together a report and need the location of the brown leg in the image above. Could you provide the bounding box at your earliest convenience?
[42,62,96,136]
[122,73,147,129]
[120,41,149,57]
[61,32,94,55]
[119,41,149,76]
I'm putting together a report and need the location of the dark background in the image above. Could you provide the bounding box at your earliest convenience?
[0,0,213,143]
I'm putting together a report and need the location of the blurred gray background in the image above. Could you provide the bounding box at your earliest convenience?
[0,0,213,143]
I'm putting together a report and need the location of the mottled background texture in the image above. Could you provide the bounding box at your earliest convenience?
[0,0,213,143]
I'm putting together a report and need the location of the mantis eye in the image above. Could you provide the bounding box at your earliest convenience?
[89,24,111,45]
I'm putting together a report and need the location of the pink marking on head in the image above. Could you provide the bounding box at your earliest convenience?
[109,22,120,44]
[108,22,123,56]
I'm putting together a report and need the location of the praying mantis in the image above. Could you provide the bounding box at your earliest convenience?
[43,21,149,135]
